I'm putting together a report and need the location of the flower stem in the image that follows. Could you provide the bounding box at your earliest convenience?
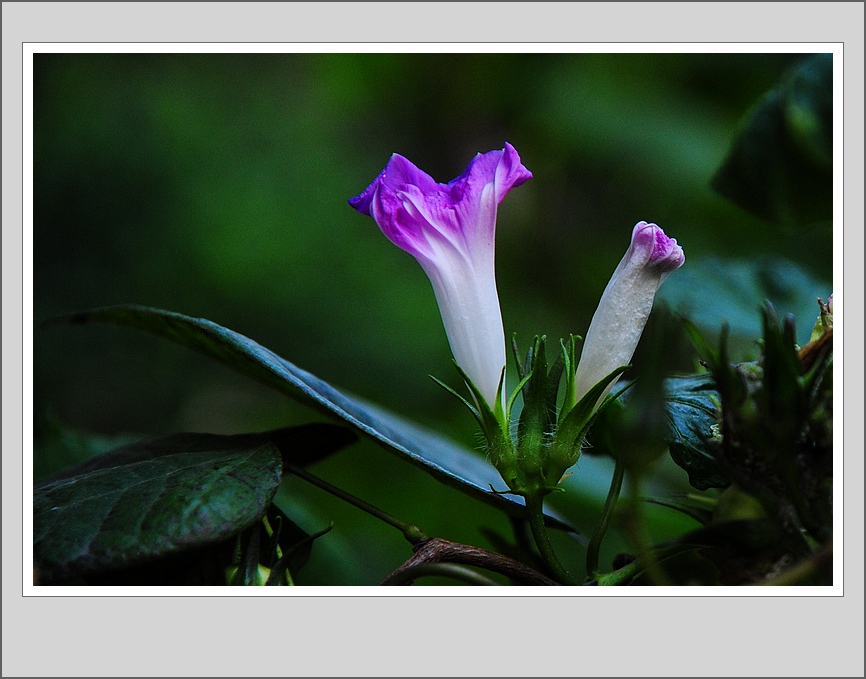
[586,460,625,577]
[525,493,580,585]
[285,463,427,546]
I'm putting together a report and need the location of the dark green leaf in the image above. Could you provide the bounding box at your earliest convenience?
[643,494,716,526]
[712,53,832,225]
[266,503,318,577]
[660,256,831,349]
[553,366,630,456]
[266,514,332,586]
[759,304,806,436]
[671,519,783,552]
[663,374,729,491]
[232,523,268,586]
[46,305,575,531]
[39,423,356,485]
[628,548,722,586]
[35,436,283,583]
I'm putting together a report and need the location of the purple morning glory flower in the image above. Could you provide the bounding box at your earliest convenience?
[349,143,532,408]
[574,221,685,405]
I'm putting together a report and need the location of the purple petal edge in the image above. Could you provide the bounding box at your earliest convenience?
[348,144,531,216]
[632,221,685,272]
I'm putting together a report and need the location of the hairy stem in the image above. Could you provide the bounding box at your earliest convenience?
[525,494,580,585]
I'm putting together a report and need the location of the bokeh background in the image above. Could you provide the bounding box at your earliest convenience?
[33,52,832,584]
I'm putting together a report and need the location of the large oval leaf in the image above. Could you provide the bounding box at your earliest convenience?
[47,306,575,530]
[711,53,832,226]
[35,437,281,583]
[663,374,728,491]
[658,256,830,349]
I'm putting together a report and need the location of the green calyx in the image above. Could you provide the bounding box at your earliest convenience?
[433,335,631,500]
[546,365,632,482]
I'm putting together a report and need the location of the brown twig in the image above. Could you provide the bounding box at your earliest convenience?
[380,537,560,586]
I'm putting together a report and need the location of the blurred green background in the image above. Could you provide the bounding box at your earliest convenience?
[33,52,832,585]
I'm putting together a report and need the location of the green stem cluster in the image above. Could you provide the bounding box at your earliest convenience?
[435,336,637,584]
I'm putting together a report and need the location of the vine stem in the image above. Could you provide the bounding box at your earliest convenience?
[383,562,500,586]
[524,493,580,585]
[285,463,427,546]
[586,460,625,578]
[381,537,558,586]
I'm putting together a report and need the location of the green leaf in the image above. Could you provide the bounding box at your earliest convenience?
[227,504,331,586]
[547,366,630,480]
[34,424,354,583]
[265,506,331,586]
[643,494,716,526]
[451,361,510,454]
[46,305,574,530]
[35,436,282,583]
[671,519,783,553]
[711,53,832,226]
[663,374,728,491]
[429,374,483,428]
[660,256,831,350]
[555,366,630,451]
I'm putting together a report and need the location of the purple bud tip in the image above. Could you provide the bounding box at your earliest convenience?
[632,221,685,273]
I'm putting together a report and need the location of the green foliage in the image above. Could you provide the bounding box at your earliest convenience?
[34,442,276,583]
[443,333,630,499]
[47,305,573,530]
[712,54,832,226]
[642,494,715,526]
[33,53,833,586]
[225,507,332,587]
[682,303,833,556]
[581,372,725,488]
[36,298,832,586]
[578,298,833,585]
[660,256,831,352]
[34,425,353,583]
[662,374,727,490]
[515,335,566,448]
[547,366,630,481]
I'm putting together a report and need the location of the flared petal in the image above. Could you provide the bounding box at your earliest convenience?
[349,144,532,407]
